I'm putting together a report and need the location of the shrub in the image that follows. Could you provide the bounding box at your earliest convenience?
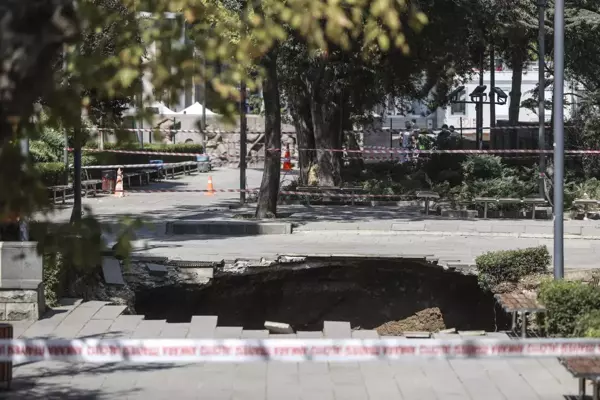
[34,162,67,186]
[476,246,550,291]
[539,280,600,337]
[43,252,65,308]
[462,155,504,182]
[84,143,204,169]
[574,310,600,338]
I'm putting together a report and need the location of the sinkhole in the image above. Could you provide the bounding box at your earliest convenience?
[134,258,511,333]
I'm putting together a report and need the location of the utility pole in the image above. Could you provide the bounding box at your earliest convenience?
[538,0,547,198]
[239,81,247,205]
[553,0,565,279]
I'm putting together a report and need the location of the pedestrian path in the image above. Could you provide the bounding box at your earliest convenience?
[132,230,600,270]
[5,300,582,399]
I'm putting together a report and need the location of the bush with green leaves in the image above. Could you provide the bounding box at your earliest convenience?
[476,246,550,291]
[29,126,66,163]
[462,155,504,181]
[43,252,65,307]
[34,162,67,186]
[85,143,205,167]
[574,310,600,338]
[539,280,600,337]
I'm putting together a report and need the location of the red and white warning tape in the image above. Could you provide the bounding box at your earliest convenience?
[121,188,411,198]
[92,125,571,135]
[82,161,197,169]
[3,338,600,363]
[77,147,600,158]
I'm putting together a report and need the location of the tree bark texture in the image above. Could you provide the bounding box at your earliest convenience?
[308,65,342,187]
[0,1,78,143]
[509,47,524,148]
[288,88,315,185]
[255,49,282,218]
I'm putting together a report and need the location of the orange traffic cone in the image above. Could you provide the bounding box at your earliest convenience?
[282,144,292,171]
[114,168,124,197]
[205,176,215,196]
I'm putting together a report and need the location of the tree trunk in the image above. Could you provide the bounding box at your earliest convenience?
[288,89,315,185]
[308,67,342,187]
[70,125,82,223]
[509,48,524,148]
[255,49,281,218]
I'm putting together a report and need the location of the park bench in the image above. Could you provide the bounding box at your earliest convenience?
[48,184,73,204]
[81,169,102,198]
[494,291,546,338]
[473,197,548,219]
[123,172,143,187]
[560,358,600,400]
[573,198,600,220]
[416,191,440,216]
[296,186,366,205]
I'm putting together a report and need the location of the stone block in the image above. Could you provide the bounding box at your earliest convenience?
[441,210,478,219]
[6,302,36,320]
[0,289,38,303]
[0,283,44,321]
[264,321,294,334]
[167,220,293,235]
[0,241,42,288]
[146,263,168,276]
[102,257,125,285]
[323,321,351,338]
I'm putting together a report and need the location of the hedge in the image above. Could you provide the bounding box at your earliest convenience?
[475,246,550,291]
[574,310,600,338]
[35,162,67,187]
[538,280,600,337]
[85,143,204,167]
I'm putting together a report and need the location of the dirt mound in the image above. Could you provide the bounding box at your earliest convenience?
[376,307,446,336]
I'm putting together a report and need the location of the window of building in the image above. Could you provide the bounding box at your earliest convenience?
[451,90,466,115]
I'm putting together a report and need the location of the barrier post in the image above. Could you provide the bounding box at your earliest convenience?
[0,324,13,390]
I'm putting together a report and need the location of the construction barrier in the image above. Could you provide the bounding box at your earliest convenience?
[74,147,600,158]
[92,125,570,135]
[3,338,600,363]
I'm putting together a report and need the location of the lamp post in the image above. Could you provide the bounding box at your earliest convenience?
[553,0,565,279]
[240,81,247,205]
[449,85,508,148]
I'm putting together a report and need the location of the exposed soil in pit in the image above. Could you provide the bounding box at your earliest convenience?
[135,259,511,332]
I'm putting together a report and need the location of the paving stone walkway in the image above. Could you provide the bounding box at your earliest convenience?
[3,300,584,399]
[132,231,600,270]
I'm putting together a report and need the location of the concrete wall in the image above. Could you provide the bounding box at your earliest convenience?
[0,242,45,320]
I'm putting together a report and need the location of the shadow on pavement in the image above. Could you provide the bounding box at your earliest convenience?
[8,362,183,399]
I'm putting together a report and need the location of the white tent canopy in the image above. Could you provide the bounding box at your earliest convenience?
[177,102,217,116]
[123,101,176,117]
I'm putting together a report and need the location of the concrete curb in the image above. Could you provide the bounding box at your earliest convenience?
[166,220,293,235]
[293,229,600,240]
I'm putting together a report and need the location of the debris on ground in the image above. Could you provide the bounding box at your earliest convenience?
[375,307,446,336]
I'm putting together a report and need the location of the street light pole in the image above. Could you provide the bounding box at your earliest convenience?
[240,81,247,205]
[553,0,565,279]
[538,0,547,198]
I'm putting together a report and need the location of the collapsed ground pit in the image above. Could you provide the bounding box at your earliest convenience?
[135,258,510,333]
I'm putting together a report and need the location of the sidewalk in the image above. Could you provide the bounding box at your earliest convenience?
[132,230,600,270]
[8,300,582,400]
